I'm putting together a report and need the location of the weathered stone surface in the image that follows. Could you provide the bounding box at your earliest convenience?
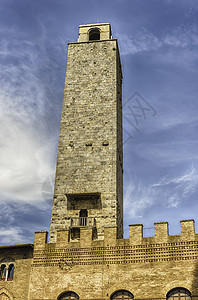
[49,22,123,243]
[29,221,198,299]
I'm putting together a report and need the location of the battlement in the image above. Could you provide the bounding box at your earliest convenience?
[35,219,197,250]
[33,219,198,269]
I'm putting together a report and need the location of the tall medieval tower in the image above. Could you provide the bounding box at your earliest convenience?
[50,23,123,242]
[1,22,198,300]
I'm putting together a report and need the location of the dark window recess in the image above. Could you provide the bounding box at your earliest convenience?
[0,264,6,281]
[89,28,100,41]
[80,209,88,217]
[67,193,101,210]
[79,209,88,226]
[58,291,79,300]
[8,264,14,280]
[70,228,80,240]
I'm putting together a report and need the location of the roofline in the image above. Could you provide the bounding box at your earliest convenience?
[0,243,34,249]
[79,23,110,28]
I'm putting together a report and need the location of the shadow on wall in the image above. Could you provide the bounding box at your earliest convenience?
[192,261,198,299]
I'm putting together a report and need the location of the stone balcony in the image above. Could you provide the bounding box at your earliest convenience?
[70,217,96,228]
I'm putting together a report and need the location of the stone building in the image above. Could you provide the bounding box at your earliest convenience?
[1,23,198,300]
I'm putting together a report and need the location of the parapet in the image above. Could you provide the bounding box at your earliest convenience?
[34,219,197,250]
[128,220,196,244]
[32,220,198,268]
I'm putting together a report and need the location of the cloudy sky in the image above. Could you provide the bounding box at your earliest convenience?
[0,0,198,245]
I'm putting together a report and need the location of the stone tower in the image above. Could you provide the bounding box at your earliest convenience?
[50,23,123,242]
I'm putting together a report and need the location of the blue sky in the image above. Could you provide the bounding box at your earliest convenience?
[0,0,198,244]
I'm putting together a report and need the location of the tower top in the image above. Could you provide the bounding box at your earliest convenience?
[78,22,112,42]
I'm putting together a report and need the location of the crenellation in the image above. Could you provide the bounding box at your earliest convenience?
[155,222,169,242]
[104,226,117,247]
[34,231,48,250]
[180,219,195,239]
[35,220,198,250]
[56,230,70,248]
[33,220,198,269]
[80,228,94,247]
[129,224,143,244]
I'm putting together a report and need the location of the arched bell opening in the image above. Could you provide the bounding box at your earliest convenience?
[89,28,100,41]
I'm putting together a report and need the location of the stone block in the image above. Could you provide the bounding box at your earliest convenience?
[129,224,143,244]
[34,231,48,250]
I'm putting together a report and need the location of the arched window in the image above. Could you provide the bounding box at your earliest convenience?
[167,288,191,300]
[8,264,14,281]
[89,28,100,41]
[111,290,134,300]
[0,258,15,282]
[0,265,7,281]
[58,291,79,300]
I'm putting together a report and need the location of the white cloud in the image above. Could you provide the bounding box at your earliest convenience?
[118,24,198,55]
[0,227,25,245]
[124,165,198,223]
[0,28,61,207]
[151,166,198,208]
[151,167,195,187]
[124,178,156,219]
[0,111,55,206]
[118,31,162,55]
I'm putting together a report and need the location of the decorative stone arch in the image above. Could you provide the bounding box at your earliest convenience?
[0,288,14,300]
[0,258,15,263]
[166,287,191,300]
[57,291,79,300]
[110,290,134,300]
[164,284,191,297]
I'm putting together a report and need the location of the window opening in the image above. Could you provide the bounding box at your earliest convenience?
[8,264,14,281]
[111,290,134,300]
[0,258,15,282]
[58,291,79,300]
[70,228,80,240]
[89,28,100,41]
[167,288,191,300]
[79,209,88,226]
[0,265,7,281]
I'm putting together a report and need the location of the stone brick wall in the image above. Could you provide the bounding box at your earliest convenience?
[50,23,123,243]
[0,245,33,300]
[29,220,198,300]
